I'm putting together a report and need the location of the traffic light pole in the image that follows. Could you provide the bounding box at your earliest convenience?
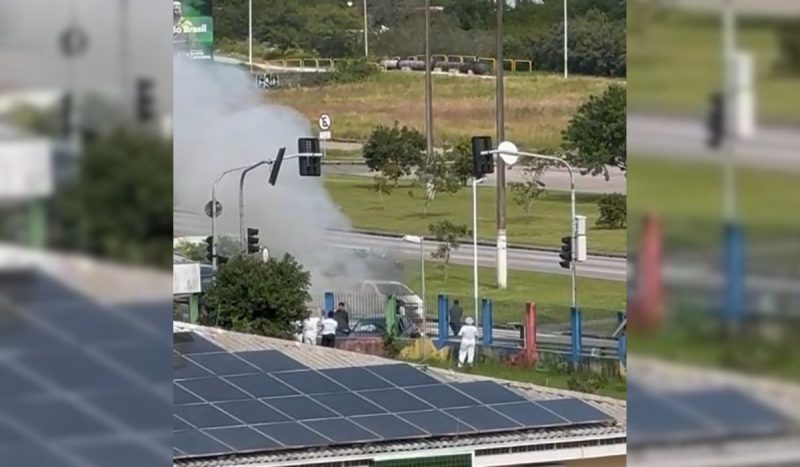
[211,164,253,271]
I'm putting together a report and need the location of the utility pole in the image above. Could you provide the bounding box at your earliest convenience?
[363,0,369,57]
[563,0,568,79]
[120,0,130,106]
[424,0,433,162]
[248,0,253,69]
[495,0,507,289]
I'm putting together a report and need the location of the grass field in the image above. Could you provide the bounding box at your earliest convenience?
[628,11,800,123]
[324,174,626,254]
[269,71,620,149]
[403,261,626,326]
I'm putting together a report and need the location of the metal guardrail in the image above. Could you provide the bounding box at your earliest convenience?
[259,55,535,72]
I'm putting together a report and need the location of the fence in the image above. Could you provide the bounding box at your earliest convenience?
[258,55,535,72]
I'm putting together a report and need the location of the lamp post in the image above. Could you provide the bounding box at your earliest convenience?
[402,235,426,333]
[563,0,568,79]
[347,0,368,57]
[248,0,253,68]
[472,177,486,324]
[211,164,253,270]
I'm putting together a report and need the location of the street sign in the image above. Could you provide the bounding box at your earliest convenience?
[60,25,89,58]
[318,113,332,131]
[204,200,222,218]
[319,130,331,140]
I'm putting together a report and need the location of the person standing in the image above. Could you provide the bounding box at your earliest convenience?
[457,317,478,368]
[302,313,320,346]
[321,311,338,348]
[333,302,350,335]
[449,299,463,336]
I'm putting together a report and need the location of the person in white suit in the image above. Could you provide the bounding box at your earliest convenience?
[457,316,478,368]
[302,312,321,345]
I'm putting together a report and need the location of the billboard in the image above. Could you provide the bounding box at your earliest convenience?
[173,0,214,59]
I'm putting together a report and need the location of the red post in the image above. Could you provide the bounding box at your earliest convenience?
[524,303,537,364]
[631,212,664,332]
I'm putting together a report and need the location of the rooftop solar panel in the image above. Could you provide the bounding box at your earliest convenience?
[320,367,395,391]
[410,384,481,409]
[187,352,261,376]
[254,422,331,448]
[19,350,132,392]
[451,381,526,405]
[358,388,434,413]
[203,426,282,452]
[86,391,170,431]
[262,395,339,420]
[174,332,225,355]
[214,399,290,425]
[175,416,191,432]
[304,418,382,444]
[177,377,253,402]
[174,384,203,405]
[106,341,172,383]
[173,356,213,380]
[223,373,298,398]
[272,370,348,394]
[351,414,429,439]
[69,439,172,467]
[175,403,243,429]
[235,350,308,373]
[490,402,571,428]
[445,406,522,432]
[365,364,440,387]
[537,399,614,424]
[627,390,720,446]
[4,396,113,439]
[174,430,232,457]
[398,410,478,436]
[315,392,388,417]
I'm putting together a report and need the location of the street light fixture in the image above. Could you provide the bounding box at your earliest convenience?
[402,234,426,334]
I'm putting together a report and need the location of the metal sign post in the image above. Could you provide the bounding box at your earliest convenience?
[318,113,332,159]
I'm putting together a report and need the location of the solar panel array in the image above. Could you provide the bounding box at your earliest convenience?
[174,332,615,459]
[628,382,795,447]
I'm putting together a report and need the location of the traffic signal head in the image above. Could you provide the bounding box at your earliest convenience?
[246,228,260,254]
[297,137,321,155]
[205,236,213,262]
[707,92,725,149]
[268,147,286,186]
[471,136,494,177]
[297,137,321,177]
[136,78,155,123]
[559,235,572,269]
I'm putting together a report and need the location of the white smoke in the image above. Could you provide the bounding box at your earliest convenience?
[173,58,395,297]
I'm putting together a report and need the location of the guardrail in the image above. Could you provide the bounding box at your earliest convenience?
[258,55,535,72]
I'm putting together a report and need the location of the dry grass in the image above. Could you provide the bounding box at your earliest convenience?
[268,72,620,149]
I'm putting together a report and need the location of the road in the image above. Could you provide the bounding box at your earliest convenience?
[628,113,800,172]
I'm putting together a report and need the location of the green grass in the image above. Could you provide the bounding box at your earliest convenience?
[403,261,626,326]
[325,148,363,161]
[324,174,626,253]
[401,356,626,399]
[629,11,800,123]
[270,71,620,149]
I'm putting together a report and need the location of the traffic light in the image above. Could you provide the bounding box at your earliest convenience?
[205,236,213,263]
[60,92,72,137]
[135,78,155,123]
[268,147,286,186]
[297,138,321,177]
[707,91,725,149]
[559,236,572,269]
[246,228,260,254]
[471,136,494,177]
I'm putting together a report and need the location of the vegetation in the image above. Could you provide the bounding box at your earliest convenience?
[362,122,424,185]
[596,193,626,230]
[775,19,800,76]
[428,220,470,281]
[562,84,626,180]
[203,254,312,338]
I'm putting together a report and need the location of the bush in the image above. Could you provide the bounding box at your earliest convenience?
[363,122,424,184]
[775,19,800,76]
[529,8,625,77]
[567,371,610,394]
[596,193,626,229]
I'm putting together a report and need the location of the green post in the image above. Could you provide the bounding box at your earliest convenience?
[189,294,199,324]
[28,199,47,249]
[385,296,397,337]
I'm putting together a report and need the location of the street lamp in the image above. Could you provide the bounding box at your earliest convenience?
[472,177,486,324]
[347,0,368,57]
[563,0,568,79]
[248,0,253,68]
[402,234,426,334]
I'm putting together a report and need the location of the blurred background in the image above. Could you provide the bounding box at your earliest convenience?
[627,0,800,465]
[0,0,172,465]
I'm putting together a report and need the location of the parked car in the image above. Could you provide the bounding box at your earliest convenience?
[359,280,425,320]
[347,316,421,339]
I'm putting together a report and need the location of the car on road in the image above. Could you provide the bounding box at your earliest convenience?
[359,280,425,318]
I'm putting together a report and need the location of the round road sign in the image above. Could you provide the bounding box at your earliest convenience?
[60,25,89,58]
[204,200,223,218]
[318,113,332,131]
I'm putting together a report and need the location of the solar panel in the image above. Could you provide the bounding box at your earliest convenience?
[203,426,282,452]
[174,416,190,432]
[538,398,614,424]
[174,332,225,355]
[315,392,387,417]
[398,410,477,436]
[627,390,719,446]
[174,430,232,457]
[173,356,213,380]
[177,377,253,402]
[19,351,132,392]
[214,400,290,425]
[358,388,434,413]
[262,395,339,420]
[174,384,202,405]
[3,396,112,439]
[410,384,481,409]
[304,418,382,444]
[351,414,429,439]
[445,406,522,431]
[69,438,171,467]
[86,391,170,431]
[253,422,331,448]
[175,404,242,429]
[271,370,348,394]
[235,350,308,373]
[224,374,298,398]
[187,352,261,376]
[365,364,440,387]
[451,381,526,405]
[320,366,395,391]
[490,402,571,428]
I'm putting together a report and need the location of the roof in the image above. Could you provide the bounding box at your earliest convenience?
[628,355,800,467]
[173,322,627,467]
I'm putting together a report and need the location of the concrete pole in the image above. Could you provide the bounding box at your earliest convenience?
[472,178,480,324]
[424,0,433,162]
[495,0,507,289]
[363,0,369,57]
[563,0,568,79]
[248,0,253,68]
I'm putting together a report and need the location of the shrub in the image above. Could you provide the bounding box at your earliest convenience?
[775,19,800,76]
[363,122,424,185]
[596,193,626,229]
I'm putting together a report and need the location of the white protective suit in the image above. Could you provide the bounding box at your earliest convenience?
[457,318,478,368]
[302,316,320,345]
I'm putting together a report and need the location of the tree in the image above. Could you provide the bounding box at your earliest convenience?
[428,220,469,281]
[596,193,626,229]
[562,84,626,180]
[203,253,312,338]
[363,122,424,186]
[371,174,393,209]
[175,241,206,262]
[776,19,800,76]
[509,159,549,213]
[416,150,462,216]
[450,139,475,186]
